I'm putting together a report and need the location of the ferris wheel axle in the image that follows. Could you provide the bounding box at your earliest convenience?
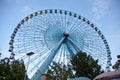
[64,32,69,37]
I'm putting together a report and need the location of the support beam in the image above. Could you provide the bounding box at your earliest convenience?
[31,37,65,80]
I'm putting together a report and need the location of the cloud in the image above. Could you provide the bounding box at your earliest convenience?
[23,6,33,14]
[92,0,111,20]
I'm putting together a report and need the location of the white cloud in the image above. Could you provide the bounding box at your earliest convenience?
[23,6,33,14]
[92,0,111,20]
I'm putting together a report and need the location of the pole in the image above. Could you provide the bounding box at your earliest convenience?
[24,52,34,80]
[24,56,30,80]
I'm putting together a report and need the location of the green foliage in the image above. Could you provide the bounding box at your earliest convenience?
[70,51,103,79]
[112,60,120,70]
[11,60,26,80]
[0,64,11,80]
[112,55,120,70]
[45,52,103,80]
[46,61,74,80]
[0,59,26,80]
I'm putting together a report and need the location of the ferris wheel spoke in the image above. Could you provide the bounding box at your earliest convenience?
[84,49,107,65]
[84,40,104,48]
[68,19,79,33]
[14,41,45,50]
[20,28,45,35]
[33,16,48,25]
[37,15,53,28]
[44,14,55,26]
[47,13,59,25]
[67,17,77,32]
[54,44,63,64]
[52,43,69,65]
[27,50,52,74]
[83,46,105,57]
[62,11,68,31]
[84,39,101,43]
[59,10,64,29]
[63,44,66,64]
[60,11,66,31]
[69,19,83,33]
[15,53,29,60]
[53,50,61,64]
[66,42,75,57]
[31,37,65,79]
[84,43,106,54]
[83,46,107,62]
[64,12,67,31]
[67,38,82,52]
[49,11,58,22]
[59,44,66,64]
[16,45,35,52]
[53,11,65,31]
[14,44,47,56]
[84,41,105,52]
[27,47,54,73]
[24,49,48,66]
[54,11,62,23]
[84,48,107,65]
[84,46,106,55]
[31,18,48,30]
[35,23,47,30]
[14,38,43,43]
[69,21,86,34]
[53,10,63,24]
[64,48,71,65]
[28,55,48,75]
[65,13,74,31]
[44,11,59,26]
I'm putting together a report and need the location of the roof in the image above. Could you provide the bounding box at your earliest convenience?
[94,70,120,80]
[67,77,90,80]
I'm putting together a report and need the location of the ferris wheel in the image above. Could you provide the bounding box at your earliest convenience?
[8,9,112,80]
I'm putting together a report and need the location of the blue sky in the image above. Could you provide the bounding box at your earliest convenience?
[0,0,120,67]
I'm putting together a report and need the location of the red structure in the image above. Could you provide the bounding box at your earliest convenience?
[41,74,47,80]
[94,70,120,80]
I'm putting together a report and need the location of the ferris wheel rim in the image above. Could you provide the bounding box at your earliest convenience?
[8,9,112,79]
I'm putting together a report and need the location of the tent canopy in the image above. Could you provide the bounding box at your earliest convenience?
[68,77,90,80]
[94,70,120,80]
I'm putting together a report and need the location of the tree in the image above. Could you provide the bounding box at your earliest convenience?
[11,60,26,80]
[46,61,74,80]
[0,58,26,80]
[70,51,103,79]
[112,55,120,70]
[46,52,103,80]
[0,63,11,80]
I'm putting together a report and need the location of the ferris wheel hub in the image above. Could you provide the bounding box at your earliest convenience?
[64,32,69,37]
